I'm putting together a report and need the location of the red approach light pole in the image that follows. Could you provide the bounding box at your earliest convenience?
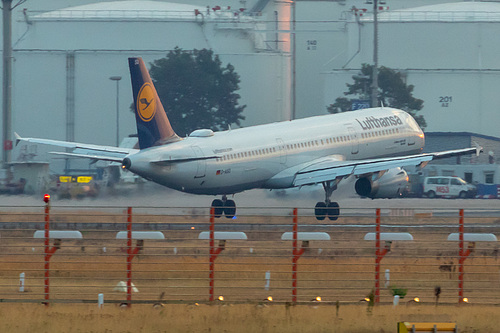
[292,208,305,304]
[209,207,225,302]
[126,207,142,307]
[374,208,389,304]
[43,194,58,306]
[458,209,473,304]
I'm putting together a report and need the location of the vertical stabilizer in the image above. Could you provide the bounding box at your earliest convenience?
[128,57,180,149]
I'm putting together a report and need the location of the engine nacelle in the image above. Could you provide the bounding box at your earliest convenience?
[355,168,409,199]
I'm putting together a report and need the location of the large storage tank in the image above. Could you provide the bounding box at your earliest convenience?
[9,1,291,171]
[324,2,500,137]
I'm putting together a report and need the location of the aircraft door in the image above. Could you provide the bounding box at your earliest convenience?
[407,128,416,146]
[191,146,206,178]
[276,138,287,164]
[346,126,359,155]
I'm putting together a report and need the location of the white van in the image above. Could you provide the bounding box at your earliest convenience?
[423,176,476,198]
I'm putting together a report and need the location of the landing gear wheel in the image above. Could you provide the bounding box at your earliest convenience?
[223,200,236,219]
[211,199,224,218]
[314,202,327,221]
[327,202,340,221]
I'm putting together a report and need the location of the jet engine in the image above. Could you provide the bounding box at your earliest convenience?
[354,167,409,199]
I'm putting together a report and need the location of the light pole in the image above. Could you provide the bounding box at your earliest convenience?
[370,0,379,108]
[109,76,122,147]
[2,0,13,169]
[291,0,296,120]
[366,0,384,108]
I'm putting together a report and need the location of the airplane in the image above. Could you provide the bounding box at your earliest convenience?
[16,57,481,220]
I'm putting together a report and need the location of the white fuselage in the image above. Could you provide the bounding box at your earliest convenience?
[125,108,424,195]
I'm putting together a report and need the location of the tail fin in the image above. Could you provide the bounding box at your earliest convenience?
[128,57,180,149]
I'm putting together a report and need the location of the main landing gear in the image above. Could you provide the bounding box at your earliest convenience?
[314,181,340,221]
[211,195,236,219]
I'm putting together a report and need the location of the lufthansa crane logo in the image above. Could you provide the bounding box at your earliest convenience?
[137,82,156,122]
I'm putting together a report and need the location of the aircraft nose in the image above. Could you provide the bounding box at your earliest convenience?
[122,157,131,170]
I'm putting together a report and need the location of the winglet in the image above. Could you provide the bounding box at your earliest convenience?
[14,132,22,146]
[473,141,483,156]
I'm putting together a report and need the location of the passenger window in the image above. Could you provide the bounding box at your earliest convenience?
[438,178,449,185]
[451,179,461,185]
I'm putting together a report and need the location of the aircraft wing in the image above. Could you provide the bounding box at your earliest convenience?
[15,133,137,162]
[293,146,481,187]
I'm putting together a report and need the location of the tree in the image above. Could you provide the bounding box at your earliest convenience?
[149,47,246,137]
[327,64,426,128]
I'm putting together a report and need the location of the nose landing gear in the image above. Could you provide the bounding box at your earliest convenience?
[211,195,236,219]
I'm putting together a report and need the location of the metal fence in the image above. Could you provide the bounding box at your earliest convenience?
[0,203,499,306]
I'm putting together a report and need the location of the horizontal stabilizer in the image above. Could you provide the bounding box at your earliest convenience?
[16,134,134,154]
[16,133,136,163]
[49,152,125,163]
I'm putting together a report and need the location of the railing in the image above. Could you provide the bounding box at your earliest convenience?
[27,9,257,22]
[0,204,499,306]
[358,11,500,23]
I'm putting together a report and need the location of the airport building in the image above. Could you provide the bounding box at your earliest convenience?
[2,0,500,194]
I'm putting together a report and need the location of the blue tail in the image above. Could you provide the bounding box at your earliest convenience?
[128,57,180,149]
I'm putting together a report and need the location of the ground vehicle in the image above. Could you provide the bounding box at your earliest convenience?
[423,176,476,198]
